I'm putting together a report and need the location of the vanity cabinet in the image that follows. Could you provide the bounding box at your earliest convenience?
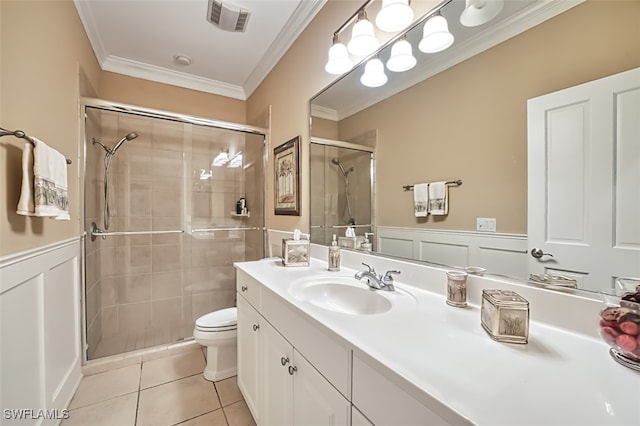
[236,271,350,426]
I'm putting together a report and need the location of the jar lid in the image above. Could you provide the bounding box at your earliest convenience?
[482,289,528,306]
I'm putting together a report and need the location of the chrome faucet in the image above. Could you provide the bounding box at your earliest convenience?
[354,263,400,291]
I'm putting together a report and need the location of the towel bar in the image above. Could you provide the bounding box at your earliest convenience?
[0,127,72,164]
[403,179,462,191]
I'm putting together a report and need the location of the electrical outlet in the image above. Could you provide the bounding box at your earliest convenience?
[477,218,496,232]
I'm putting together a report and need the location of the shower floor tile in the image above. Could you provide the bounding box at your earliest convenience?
[65,346,255,426]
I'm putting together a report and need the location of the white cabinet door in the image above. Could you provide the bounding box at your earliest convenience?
[292,350,350,426]
[528,67,640,290]
[237,295,261,423]
[260,320,293,426]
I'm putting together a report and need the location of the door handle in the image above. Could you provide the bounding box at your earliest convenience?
[530,248,554,259]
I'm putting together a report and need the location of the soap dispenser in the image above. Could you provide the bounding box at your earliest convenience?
[328,234,340,271]
[361,233,373,252]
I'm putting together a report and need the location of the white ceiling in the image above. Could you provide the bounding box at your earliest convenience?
[74,0,326,100]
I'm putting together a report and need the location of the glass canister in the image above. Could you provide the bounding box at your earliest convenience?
[481,289,530,344]
[446,271,468,307]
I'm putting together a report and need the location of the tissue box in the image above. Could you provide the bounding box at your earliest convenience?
[282,239,310,267]
[481,289,529,344]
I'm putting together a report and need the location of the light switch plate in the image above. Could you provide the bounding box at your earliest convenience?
[477,218,496,232]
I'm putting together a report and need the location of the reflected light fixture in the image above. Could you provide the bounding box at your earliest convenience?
[360,58,388,87]
[228,152,243,168]
[418,12,454,54]
[212,151,229,167]
[375,0,414,32]
[460,0,504,27]
[325,34,354,75]
[347,9,380,57]
[386,37,416,72]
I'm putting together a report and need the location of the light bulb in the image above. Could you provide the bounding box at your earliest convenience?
[348,12,380,57]
[419,14,454,54]
[386,39,416,72]
[375,0,414,32]
[361,58,388,87]
[460,0,504,27]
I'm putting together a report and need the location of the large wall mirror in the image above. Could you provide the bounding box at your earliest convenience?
[310,0,640,292]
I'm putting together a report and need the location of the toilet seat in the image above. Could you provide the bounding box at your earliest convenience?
[195,307,237,332]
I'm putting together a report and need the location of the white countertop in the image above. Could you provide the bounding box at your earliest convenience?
[234,257,640,426]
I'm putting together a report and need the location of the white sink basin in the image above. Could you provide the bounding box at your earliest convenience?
[302,283,392,315]
[289,275,415,315]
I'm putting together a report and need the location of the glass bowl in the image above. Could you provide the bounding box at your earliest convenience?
[598,283,640,370]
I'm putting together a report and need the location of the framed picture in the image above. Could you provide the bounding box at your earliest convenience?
[274,136,300,216]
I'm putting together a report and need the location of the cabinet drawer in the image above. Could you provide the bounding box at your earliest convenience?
[236,269,261,309]
[353,354,468,426]
[262,288,351,399]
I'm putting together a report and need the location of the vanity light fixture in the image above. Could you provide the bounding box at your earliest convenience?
[375,0,414,32]
[386,37,416,72]
[418,12,454,53]
[325,34,354,75]
[347,9,380,57]
[460,0,504,27]
[361,58,388,87]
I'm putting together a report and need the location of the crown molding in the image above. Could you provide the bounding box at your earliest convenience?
[73,0,108,65]
[311,104,338,121]
[102,56,246,100]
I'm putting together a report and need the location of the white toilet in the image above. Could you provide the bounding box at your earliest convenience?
[193,307,238,382]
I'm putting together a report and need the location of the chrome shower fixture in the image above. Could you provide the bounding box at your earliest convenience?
[331,157,354,177]
[93,132,139,230]
[92,132,138,156]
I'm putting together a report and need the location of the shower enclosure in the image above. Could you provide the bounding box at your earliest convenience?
[310,138,374,249]
[82,99,265,360]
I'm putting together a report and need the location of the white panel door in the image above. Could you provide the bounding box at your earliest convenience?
[237,296,261,423]
[292,350,350,426]
[260,320,293,426]
[528,67,640,291]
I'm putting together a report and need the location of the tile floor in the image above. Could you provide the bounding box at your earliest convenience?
[63,346,256,426]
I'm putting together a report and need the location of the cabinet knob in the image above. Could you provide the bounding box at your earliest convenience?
[252,324,260,331]
[241,285,248,292]
[280,356,289,366]
[288,365,297,376]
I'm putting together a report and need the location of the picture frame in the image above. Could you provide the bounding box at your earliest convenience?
[274,136,300,216]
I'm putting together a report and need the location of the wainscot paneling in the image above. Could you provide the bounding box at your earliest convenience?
[0,238,82,425]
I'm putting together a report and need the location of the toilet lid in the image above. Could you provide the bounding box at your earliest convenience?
[196,307,237,330]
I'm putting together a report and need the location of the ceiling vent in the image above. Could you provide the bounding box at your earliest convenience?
[207,0,251,32]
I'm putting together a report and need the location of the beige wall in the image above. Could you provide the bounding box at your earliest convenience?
[337,0,640,234]
[100,71,246,124]
[0,0,101,255]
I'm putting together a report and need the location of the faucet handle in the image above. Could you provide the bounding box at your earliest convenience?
[382,270,401,283]
[361,262,376,273]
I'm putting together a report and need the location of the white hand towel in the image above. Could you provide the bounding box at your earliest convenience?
[413,183,428,217]
[17,138,70,220]
[428,181,448,215]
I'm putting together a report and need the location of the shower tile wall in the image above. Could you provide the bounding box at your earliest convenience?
[86,109,263,360]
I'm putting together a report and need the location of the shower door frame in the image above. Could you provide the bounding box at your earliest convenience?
[309,136,376,247]
[79,97,268,364]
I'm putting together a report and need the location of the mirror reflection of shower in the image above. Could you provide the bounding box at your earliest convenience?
[92,132,138,229]
[331,158,355,225]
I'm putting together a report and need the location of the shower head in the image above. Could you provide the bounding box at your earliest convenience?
[331,158,353,177]
[112,132,138,153]
[93,132,138,155]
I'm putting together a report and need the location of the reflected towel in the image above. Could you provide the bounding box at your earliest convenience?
[413,183,428,217]
[16,138,69,220]
[428,181,448,215]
